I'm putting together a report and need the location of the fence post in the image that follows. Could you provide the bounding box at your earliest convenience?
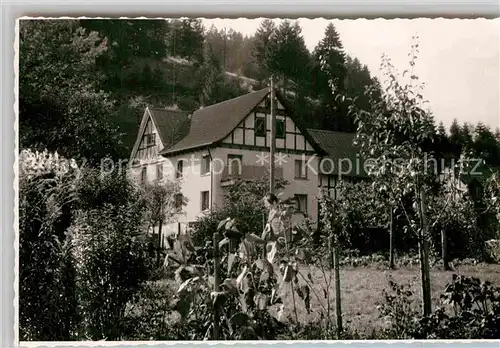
[389,208,395,269]
[419,189,432,316]
[213,231,221,340]
[156,219,163,267]
[333,242,343,338]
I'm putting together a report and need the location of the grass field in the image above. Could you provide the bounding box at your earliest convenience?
[275,263,500,333]
[149,262,500,337]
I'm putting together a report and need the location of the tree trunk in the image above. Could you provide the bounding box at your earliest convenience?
[419,190,432,316]
[156,219,163,267]
[327,235,332,320]
[333,244,343,337]
[213,232,221,340]
[389,208,395,269]
[441,229,451,270]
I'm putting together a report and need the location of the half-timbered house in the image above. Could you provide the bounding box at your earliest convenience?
[129,87,367,232]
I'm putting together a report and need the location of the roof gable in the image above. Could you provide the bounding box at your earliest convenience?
[160,88,270,155]
[129,107,190,163]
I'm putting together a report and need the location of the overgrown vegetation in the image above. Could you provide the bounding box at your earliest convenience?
[19,19,500,340]
[19,149,176,340]
[19,148,500,340]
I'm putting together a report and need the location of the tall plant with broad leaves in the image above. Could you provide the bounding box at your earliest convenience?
[163,195,316,340]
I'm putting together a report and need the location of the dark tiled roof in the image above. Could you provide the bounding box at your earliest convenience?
[307,129,368,178]
[148,108,191,150]
[159,88,270,155]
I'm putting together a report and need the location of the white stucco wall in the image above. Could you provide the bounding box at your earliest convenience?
[162,150,213,223]
[210,147,320,224]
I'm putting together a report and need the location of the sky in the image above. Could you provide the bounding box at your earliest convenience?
[202,18,500,131]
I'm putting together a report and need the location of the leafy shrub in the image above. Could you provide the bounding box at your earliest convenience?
[19,150,80,340]
[377,279,420,339]
[76,167,143,210]
[70,201,150,340]
[191,175,287,248]
[413,275,500,339]
[379,275,500,339]
[122,281,177,340]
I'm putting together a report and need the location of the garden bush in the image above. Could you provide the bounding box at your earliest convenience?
[379,274,500,339]
[414,275,500,339]
[19,149,156,340]
[70,200,151,339]
[191,175,287,247]
[19,150,80,340]
[122,280,178,340]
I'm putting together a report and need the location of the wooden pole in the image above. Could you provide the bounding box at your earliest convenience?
[156,219,163,267]
[389,208,395,269]
[269,75,276,194]
[213,232,221,340]
[333,244,343,337]
[156,198,164,267]
[419,189,432,316]
[441,228,450,270]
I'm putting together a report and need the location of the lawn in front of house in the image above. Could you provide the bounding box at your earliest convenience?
[274,263,500,334]
[141,263,500,338]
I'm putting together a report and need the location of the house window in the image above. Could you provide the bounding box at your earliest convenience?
[227,154,243,176]
[174,193,183,212]
[144,133,155,147]
[295,194,308,213]
[156,163,163,181]
[276,119,285,139]
[176,160,184,178]
[201,155,210,175]
[141,166,147,184]
[201,191,210,211]
[295,159,308,179]
[255,117,266,137]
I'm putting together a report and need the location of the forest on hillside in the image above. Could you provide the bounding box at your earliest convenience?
[20,19,500,167]
[19,19,383,161]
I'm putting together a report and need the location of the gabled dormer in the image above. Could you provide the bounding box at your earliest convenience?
[129,107,190,165]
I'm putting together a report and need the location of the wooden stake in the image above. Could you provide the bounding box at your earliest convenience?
[156,219,163,268]
[269,75,276,194]
[213,231,221,340]
[441,228,450,270]
[333,244,342,337]
[419,189,432,316]
[389,208,395,269]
